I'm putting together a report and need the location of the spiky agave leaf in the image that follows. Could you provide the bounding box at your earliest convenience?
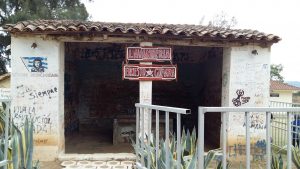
[216,160,232,169]
[191,127,197,155]
[204,150,215,169]
[185,150,197,169]
[271,153,284,169]
[25,118,34,169]
[12,123,25,168]
[292,145,300,168]
[184,130,192,155]
[12,132,19,169]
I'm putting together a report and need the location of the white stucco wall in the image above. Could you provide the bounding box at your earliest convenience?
[270,90,293,103]
[222,45,271,145]
[11,35,63,161]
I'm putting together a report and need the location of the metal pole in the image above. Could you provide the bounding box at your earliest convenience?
[266,111,271,169]
[141,107,145,166]
[198,107,205,169]
[176,114,181,169]
[165,111,170,169]
[245,112,251,169]
[287,112,292,169]
[155,110,159,169]
[136,107,140,163]
[222,112,227,169]
[147,109,151,169]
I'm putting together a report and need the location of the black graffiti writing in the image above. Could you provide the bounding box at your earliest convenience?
[243,114,266,129]
[29,87,58,100]
[13,106,53,134]
[16,85,32,98]
[13,106,36,119]
[232,89,251,107]
[81,47,124,61]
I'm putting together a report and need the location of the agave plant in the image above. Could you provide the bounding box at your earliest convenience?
[11,118,40,169]
[292,145,300,168]
[271,153,284,169]
[216,160,232,169]
[0,116,39,168]
[133,128,218,169]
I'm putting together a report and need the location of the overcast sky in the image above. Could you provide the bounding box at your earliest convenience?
[83,0,300,81]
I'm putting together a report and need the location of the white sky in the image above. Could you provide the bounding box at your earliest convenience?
[84,0,300,81]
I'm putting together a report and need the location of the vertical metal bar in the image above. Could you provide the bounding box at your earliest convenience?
[176,114,181,169]
[141,107,145,139]
[136,107,140,163]
[222,112,227,169]
[287,111,292,169]
[3,102,10,169]
[141,107,145,166]
[245,112,251,169]
[198,107,205,169]
[155,110,159,169]
[147,109,151,169]
[266,111,271,169]
[165,111,170,169]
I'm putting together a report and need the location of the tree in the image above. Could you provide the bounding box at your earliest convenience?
[0,0,91,75]
[200,11,238,29]
[271,64,284,82]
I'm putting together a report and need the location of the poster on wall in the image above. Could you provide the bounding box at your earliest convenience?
[122,64,177,81]
[21,57,48,72]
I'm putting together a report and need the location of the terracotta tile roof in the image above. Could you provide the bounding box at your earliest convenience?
[0,73,10,82]
[4,20,281,43]
[271,80,300,91]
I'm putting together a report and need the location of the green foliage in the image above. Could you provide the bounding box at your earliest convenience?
[11,118,39,169]
[133,128,219,169]
[0,0,91,75]
[271,153,285,169]
[0,104,38,169]
[292,145,300,168]
[216,160,232,169]
[271,64,284,82]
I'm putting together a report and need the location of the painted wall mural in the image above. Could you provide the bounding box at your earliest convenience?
[21,57,48,72]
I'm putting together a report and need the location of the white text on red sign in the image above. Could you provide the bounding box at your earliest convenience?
[123,64,177,81]
[126,47,172,62]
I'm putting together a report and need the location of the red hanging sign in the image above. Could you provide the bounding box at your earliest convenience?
[122,64,177,81]
[126,47,172,62]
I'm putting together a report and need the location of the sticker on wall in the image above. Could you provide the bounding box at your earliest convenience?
[21,57,48,72]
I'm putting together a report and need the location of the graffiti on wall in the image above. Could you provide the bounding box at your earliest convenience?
[21,57,48,72]
[232,89,250,107]
[228,139,266,160]
[16,85,58,100]
[13,106,53,134]
[243,114,266,130]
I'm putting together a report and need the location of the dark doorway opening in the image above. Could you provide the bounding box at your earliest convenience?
[153,46,223,149]
[64,42,222,154]
[64,42,138,153]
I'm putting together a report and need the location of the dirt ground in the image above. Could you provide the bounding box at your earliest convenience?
[40,161,62,169]
[65,131,133,154]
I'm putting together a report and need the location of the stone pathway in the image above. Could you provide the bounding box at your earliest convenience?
[41,160,134,169]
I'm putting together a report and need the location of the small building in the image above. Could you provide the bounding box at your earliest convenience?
[270,80,300,103]
[0,73,10,88]
[0,73,11,110]
[4,20,280,161]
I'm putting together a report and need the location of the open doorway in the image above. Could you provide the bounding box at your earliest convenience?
[64,42,138,153]
[64,42,222,154]
[153,46,223,149]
